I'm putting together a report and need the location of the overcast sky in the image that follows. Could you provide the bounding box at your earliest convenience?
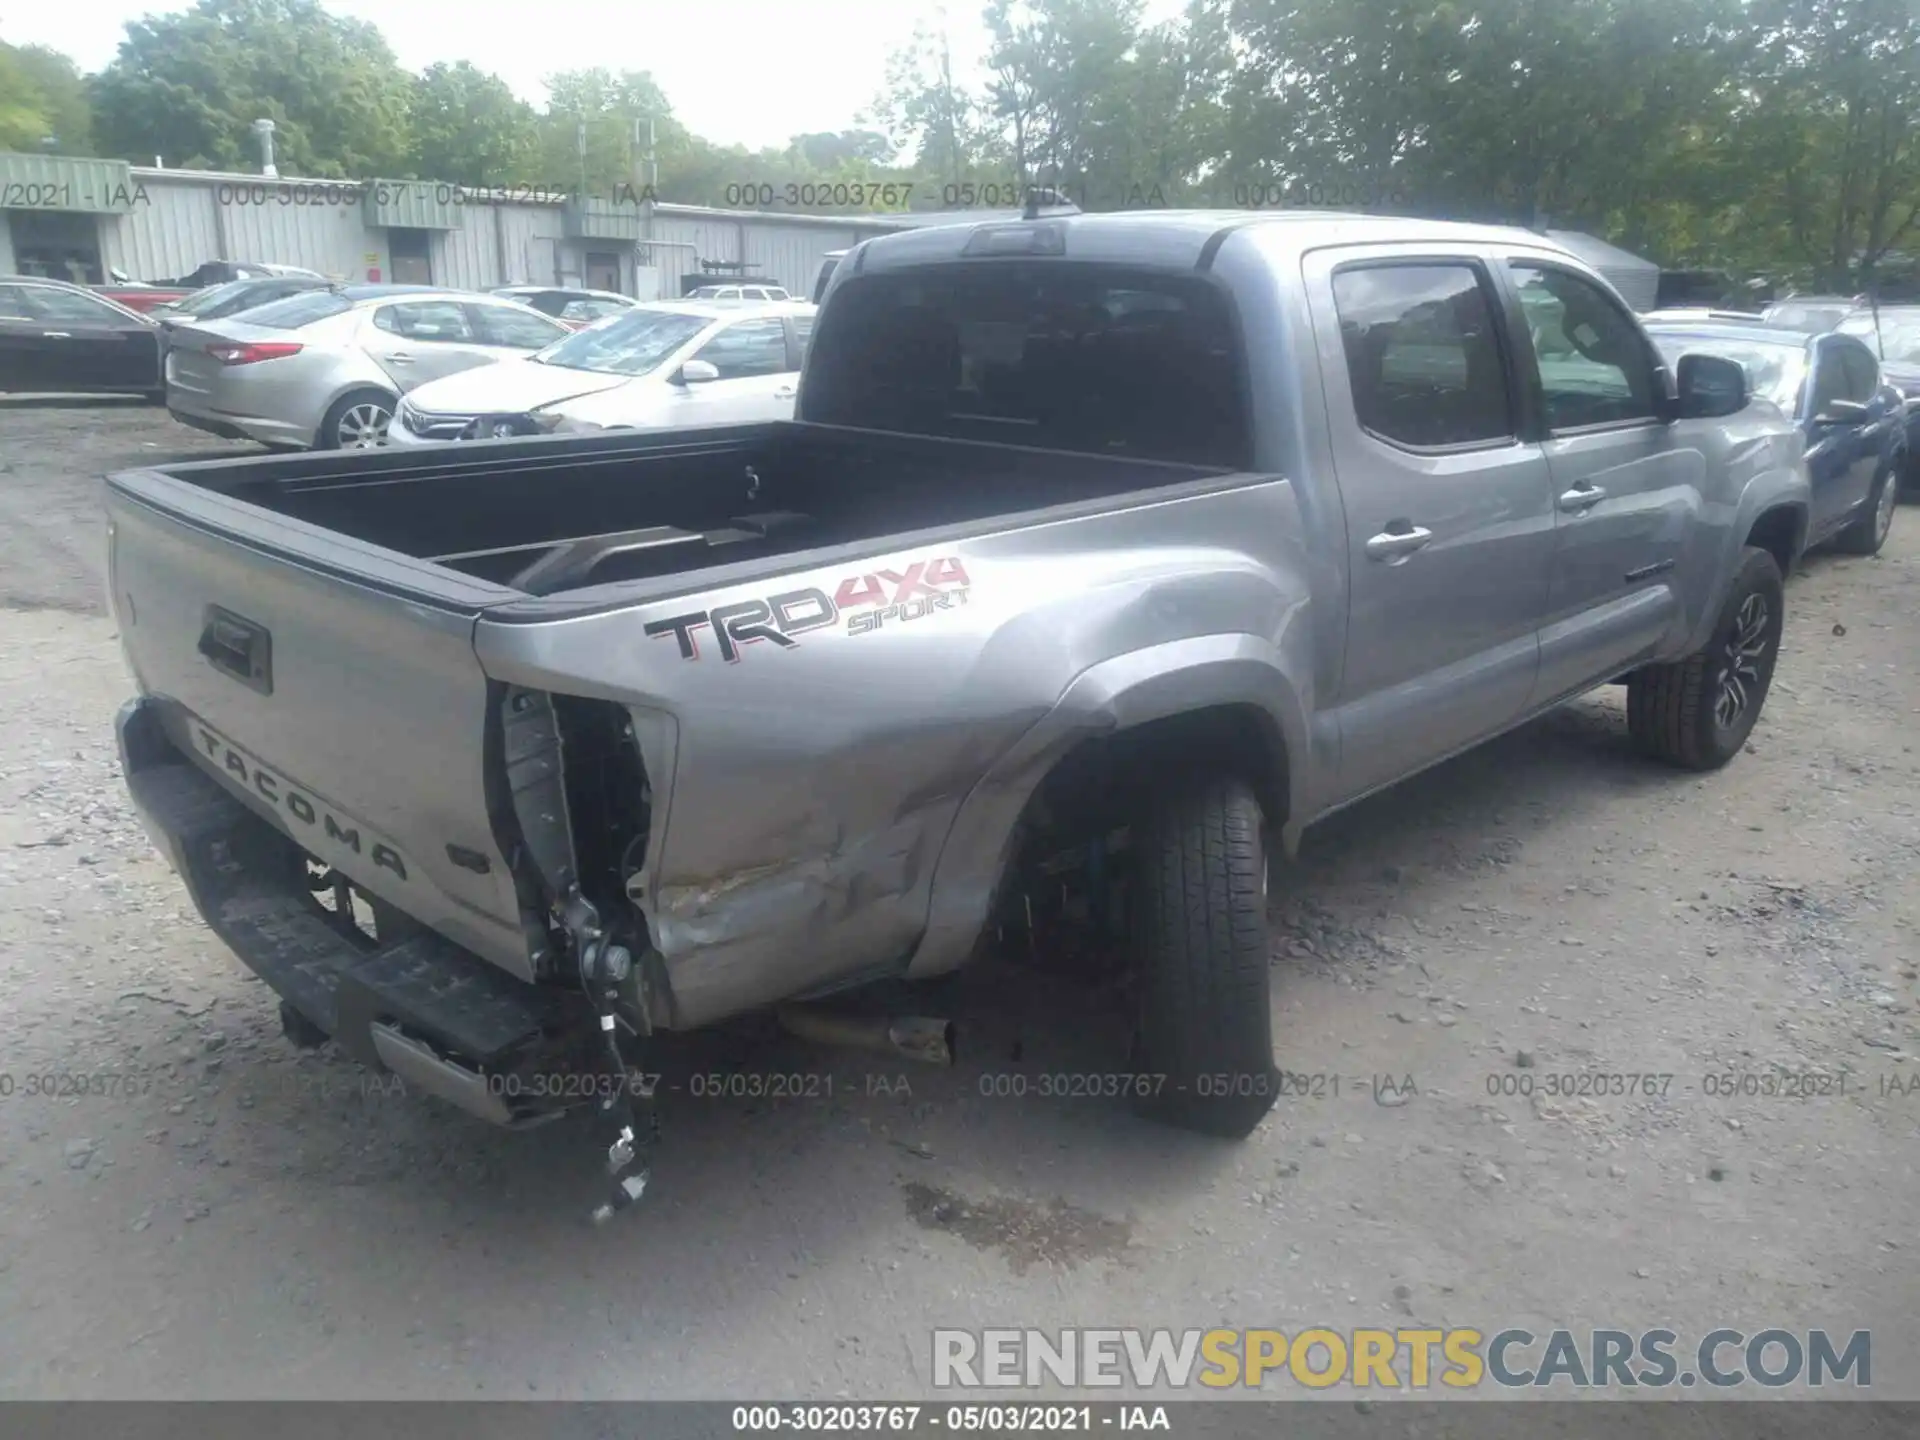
[0,1,1020,151]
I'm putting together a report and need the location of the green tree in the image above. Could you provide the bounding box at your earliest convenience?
[410,62,540,188]
[0,42,54,152]
[88,0,413,176]
[1732,0,1920,286]
[538,68,677,194]
[1,42,94,154]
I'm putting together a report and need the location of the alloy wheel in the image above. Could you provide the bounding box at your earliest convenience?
[1713,592,1771,730]
[336,401,393,448]
[1874,470,1897,545]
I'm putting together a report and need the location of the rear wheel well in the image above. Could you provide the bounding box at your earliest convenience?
[1008,704,1289,880]
[1744,504,1804,579]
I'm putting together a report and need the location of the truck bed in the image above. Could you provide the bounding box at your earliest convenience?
[115,421,1234,601]
[103,418,1268,1002]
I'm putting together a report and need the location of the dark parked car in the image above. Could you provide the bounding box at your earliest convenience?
[0,275,162,399]
[1834,306,1920,495]
[1648,319,1906,553]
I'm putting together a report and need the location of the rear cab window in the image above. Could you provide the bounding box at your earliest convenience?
[802,263,1252,468]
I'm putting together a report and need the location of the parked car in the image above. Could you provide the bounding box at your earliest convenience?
[389,299,813,443]
[106,211,1811,1210]
[1647,318,1905,553]
[165,260,328,288]
[95,261,330,314]
[1761,295,1864,335]
[1835,306,1920,495]
[149,276,335,361]
[164,285,572,449]
[0,275,162,398]
[686,283,791,301]
[490,286,638,330]
[1640,307,1768,325]
[91,279,195,314]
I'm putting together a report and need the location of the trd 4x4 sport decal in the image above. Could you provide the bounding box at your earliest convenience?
[644,556,971,663]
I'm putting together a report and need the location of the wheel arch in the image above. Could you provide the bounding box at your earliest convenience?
[905,633,1308,980]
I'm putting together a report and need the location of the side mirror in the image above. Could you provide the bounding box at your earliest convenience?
[108,268,129,283]
[1815,398,1869,426]
[675,359,720,386]
[1674,352,1748,419]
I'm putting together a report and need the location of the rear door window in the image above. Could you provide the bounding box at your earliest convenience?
[802,264,1251,467]
[22,285,131,326]
[1331,264,1514,448]
[693,317,791,378]
[374,301,476,343]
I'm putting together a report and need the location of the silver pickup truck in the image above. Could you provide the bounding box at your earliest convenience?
[109,212,1810,1204]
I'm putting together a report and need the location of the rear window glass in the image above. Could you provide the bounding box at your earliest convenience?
[802,264,1250,467]
[242,291,352,329]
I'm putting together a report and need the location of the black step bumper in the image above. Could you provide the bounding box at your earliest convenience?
[116,697,583,1124]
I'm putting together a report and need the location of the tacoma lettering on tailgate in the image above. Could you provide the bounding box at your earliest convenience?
[644,555,971,663]
[194,727,408,880]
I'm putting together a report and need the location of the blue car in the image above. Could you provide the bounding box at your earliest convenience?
[1833,305,1920,496]
[1646,319,1906,555]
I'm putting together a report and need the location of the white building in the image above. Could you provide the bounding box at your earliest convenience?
[0,151,937,299]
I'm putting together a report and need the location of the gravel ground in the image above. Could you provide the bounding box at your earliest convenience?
[0,401,1915,1401]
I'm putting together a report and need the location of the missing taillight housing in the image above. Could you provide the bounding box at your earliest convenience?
[205,341,304,365]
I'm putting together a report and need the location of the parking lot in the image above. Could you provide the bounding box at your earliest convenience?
[0,398,1916,1400]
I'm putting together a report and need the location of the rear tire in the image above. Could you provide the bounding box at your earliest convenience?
[1834,462,1898,556]
[1126,771,1278,1139]
[319,388,396,450]
[1626,546,1784,770]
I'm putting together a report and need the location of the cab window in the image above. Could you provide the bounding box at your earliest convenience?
[1511,263,1661,429]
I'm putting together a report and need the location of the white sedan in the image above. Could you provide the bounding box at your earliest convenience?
[388,299,815,443]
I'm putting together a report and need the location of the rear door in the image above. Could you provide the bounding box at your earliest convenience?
[1835,339,1893,509]
[1501,257,1701,702]
[675,316,798,423]
[1304,248,1557,802]
[1802,336,1870,532]
[0,283,41,389]
[20,284,159,392]
[361,300,505,390]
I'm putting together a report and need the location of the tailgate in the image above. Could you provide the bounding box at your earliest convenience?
[106,472,535,978]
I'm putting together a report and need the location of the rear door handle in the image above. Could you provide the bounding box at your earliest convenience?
[774,385,797,398]
[1364,524,1434,562]
[42,331,71,339]
[1558,483,1606,512]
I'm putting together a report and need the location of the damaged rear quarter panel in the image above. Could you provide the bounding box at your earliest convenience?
[471,481,1308,1029]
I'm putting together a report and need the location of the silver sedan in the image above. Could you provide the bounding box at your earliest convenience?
[164,285,571,449]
